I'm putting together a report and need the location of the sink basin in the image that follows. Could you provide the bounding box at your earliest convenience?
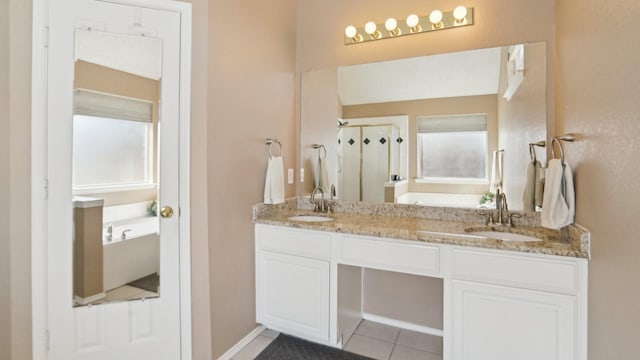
[288,215,335,222]
[467,230,544,242]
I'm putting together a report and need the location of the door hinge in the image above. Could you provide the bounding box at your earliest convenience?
[43,26,49,48]
[43,178,48,200]
[45,329,50,351]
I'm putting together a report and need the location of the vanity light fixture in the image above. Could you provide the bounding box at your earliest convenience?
[344,5,474,45]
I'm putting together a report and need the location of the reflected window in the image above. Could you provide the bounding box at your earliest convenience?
[72,89,155,193]
[417,115,488,181]
[73,115,153,190]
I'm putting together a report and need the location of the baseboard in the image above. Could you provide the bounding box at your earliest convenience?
[217,324,266,360]
[362,313,444,337]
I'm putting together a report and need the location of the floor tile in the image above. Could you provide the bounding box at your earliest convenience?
[355,319,401,343]
[232,335,275,360]
[261,328,280,339]
[344,334,394,360]
[104,285,141,301]
[396,329,443,354]
[390,345,442,360]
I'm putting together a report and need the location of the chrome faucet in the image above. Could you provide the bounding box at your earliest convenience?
[310,187,326,213]
[105,224,113,242]
[121,229,132,240]
[487,189,518,226]
[495,189,508,224]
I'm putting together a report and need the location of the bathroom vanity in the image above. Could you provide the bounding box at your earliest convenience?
[254,200,589,360]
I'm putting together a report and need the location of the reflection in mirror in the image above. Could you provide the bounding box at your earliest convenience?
[72,30,162,307]
[300,42,547,211]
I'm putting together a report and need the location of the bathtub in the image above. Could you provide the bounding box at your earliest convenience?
[103,216,159,291]
[396,192,483,208]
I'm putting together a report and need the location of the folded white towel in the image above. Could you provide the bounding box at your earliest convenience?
[264,156,285,205]
[541,159,575,229]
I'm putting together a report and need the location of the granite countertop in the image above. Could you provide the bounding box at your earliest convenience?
[253,199,590,259]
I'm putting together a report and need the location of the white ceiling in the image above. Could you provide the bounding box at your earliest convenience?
[75,30,162,81]
[338,47,502,106]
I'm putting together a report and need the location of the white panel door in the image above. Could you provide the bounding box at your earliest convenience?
[257,250,330,342]
[452,280,576,360]
[47,1,182,359]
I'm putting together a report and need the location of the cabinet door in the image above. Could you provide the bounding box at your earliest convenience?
[452,280,576,360]
[257,251,330,342]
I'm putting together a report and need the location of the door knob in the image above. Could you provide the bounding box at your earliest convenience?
[160,206,174,218]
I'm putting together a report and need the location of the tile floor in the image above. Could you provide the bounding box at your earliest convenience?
[232,320,443,360]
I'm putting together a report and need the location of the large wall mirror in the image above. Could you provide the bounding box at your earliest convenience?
[300,42,547,212]
[72,29,162,306]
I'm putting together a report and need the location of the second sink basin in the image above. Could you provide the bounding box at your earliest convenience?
[467,230,544,242]
[288,215,335,222]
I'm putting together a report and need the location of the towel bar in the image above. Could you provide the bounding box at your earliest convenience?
[529,140,546,162]
[312,144,326,158]
[551,134,575,164]
[266,138,282,158]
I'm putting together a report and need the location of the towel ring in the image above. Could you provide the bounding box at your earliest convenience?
[312,144,326,158]
[529,140,546,162]
[266,138,282,158]
[551,134,575,164]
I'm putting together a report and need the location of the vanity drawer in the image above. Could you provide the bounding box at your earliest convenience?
[337,235,440,276]
[256,225,331,260]
[451,249,580,295]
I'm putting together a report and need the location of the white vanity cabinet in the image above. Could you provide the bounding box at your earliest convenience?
[448,248,588,360]
[254,223,588,359]
[255,225,332,343]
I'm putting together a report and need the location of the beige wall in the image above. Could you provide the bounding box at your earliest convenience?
[73,206,104,299]
[343,95,499,195]
[7,0,32,358]
[0,0,11,358]
[207,0,297,357]
[497,42,547,210]
[363,269,443,329]
[556,0,640,358]
[299,68,341,194]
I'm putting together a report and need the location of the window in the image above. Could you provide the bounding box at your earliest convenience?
[72,89,155,193]
[417,114,488,182]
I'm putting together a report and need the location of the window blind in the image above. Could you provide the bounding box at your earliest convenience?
[74,89,153,123]
[417,114,487,133]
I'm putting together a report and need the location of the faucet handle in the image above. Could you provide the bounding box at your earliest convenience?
[507,213,521,227]
[477,210,495,225]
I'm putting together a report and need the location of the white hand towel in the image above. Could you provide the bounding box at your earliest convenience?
[263,156,285,205]
[318,156,330,193]
[489,150,503,194]
[541,159,575,229]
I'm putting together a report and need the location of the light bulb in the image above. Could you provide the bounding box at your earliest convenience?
[385,17,401,36]
[364,21,377,35]
[385,18,397,32]
[453,6,468,21]
[429,10,443,25]
[406,14,420,28]
[345,25,357,38]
